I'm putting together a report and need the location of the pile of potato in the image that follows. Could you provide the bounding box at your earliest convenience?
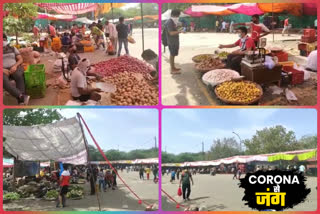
[103,71,158,106]
[193,54,215,63]
[215,81,262,104]
[196,57,224,71]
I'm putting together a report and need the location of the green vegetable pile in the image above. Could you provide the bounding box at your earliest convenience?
[67,185,84,199]
[4,192,20,200]
[218,51,229,58]
[45,190,59,199]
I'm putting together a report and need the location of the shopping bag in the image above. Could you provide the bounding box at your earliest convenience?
[177,186,182,196]
[127,35,136,44]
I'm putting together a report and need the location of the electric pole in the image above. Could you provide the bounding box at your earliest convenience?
[154,136,157,149]
[202,142,205,159]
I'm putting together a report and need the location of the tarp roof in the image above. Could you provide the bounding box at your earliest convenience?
[3,117,87,165]
[184,7,205,17]
[162,9,190,20]
[35,3,98,15]
[74,17,95,24]
[90,158,159,165]
[37,13,76,21]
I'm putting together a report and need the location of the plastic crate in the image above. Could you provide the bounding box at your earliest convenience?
[303,29,316,37]
[84,46,94,52]
[298,43,307,51]
[282,66,304,85]
[274,51,288,62]
[301,35,316,43]
[26,82,46,98]
[24,64,46,88]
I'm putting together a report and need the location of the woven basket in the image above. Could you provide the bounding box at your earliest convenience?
[214,80,263,105]
[192,54,215,63]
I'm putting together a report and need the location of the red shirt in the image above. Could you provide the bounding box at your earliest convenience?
[33,26,39,36]
[284,19,289,26]
[234,36,256,51]
[60,170,70,186]
[49,25,56,37]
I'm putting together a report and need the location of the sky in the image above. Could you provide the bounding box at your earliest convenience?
[162,109,317,154]
[58,109,158,152]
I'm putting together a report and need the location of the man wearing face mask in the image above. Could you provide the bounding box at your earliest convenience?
[3,34,29,105]
[165,9,183,74]
[70,58,102,102]
[218,27,256,73]
[233,14,269,47]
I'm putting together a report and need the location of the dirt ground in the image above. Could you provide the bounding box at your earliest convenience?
[3,171,159,211]
[3,28,159,106]
[161,32,317,106]
[161,173,317,211]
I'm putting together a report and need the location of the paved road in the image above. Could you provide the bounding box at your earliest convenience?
[161,173,317,211]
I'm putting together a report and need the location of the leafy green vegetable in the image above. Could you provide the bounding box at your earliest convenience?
[45,190,58,199]
[4,192,20,200]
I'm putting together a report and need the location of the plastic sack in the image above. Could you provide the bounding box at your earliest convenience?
[264,56,275,70]
[285,88,298,101]
[177,186,182,196]
[127,36,136,44]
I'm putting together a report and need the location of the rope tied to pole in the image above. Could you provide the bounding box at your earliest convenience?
[161,189,188,209]
[77,113,152,207]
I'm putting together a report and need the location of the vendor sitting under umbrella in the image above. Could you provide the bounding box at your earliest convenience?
[70,58,102,102]
[218,27,256,73]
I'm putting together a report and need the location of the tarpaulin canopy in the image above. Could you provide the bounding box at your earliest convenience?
[36,13,76,21]
[302,3,317,16]
[268,149,317,162]
[192,5,234,16]
[162,9,190,20]
[258,3,303,16]
[35,3,98,15]
[228,3,264,16]
[74,17,95,24]
[95,3,126,17]
[90,158,158,165]
[184,7,205,17]
[3,117,87,165]
[133,158,158,164]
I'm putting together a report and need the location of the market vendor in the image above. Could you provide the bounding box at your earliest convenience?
[233,14,270,47]
[105,20,118,52]
[70,58,102,102]
[218,27,256,73]
[141,49,158,83]
[3,34,29,105]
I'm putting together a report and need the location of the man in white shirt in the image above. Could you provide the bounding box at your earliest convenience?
[105,20,118,53]
[221,21,226,32]
[70,58,101,102]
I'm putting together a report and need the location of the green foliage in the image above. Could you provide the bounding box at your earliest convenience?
[88,145,158,161]
[3,3,38,44]
[3,109,64,126]
[244,125,298,155]
[45,190,58,199]
[208,137,242,160]
[4,192,20,200]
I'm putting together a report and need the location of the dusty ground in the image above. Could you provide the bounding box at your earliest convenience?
[161,32,317,106]
[161,173,317,211]
[3,171,159,211]
[4,28,159,106]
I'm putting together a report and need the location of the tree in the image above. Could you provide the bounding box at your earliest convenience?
[3,3,38,44]
[297,135,317,149]
[3,109,64,126]
[207,137,242,160]
[244,125,298,155]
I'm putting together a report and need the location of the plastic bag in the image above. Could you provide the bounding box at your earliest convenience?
[285,88,298,101]
[127,36,136,44]
[269,85,283,95]
[177,186,182,196]
[264,56,275,70]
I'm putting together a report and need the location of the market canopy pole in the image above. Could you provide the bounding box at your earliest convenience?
[111,3,114,23]
[77,113,101,211]
[141,3,145,51]
[272,2,274,42]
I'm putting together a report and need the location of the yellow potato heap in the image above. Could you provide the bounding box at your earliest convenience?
[218,51,229,58]
[103,72,158,106]
[216,81,261,103]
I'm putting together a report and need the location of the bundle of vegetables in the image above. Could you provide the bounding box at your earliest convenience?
[44,190,58,200]
[94,55,154,77]
[195,57,225,72]
[215,81,262,104]
[217,51,229,58]
[192,54,215,63]
[104,72,158,105]
[4,192,20,200]
[66,189,84,199]
[69,185,83,191]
